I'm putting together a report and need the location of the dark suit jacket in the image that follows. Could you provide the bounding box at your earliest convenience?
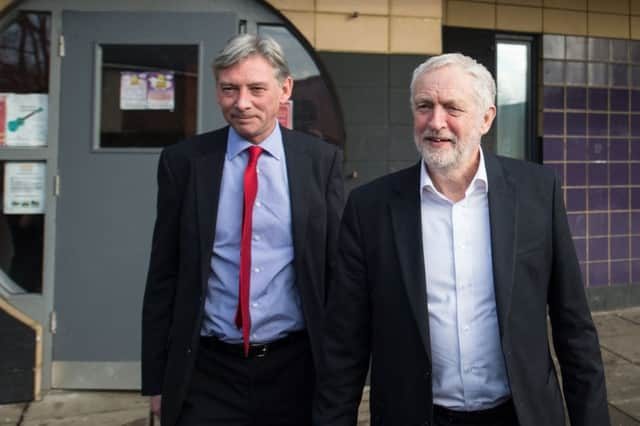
[141,126,343,426]
[314,151,609,426]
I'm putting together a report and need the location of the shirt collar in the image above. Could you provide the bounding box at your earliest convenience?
[419,147,489,198]
[226,122,284,161]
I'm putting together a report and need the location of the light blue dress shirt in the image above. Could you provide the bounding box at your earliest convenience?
[201,124,304,343]
[420,150,511,410]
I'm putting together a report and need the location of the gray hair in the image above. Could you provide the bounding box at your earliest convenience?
[213,34,290,84]
[410,53,496,112]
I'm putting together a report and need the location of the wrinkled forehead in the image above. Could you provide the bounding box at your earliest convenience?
[413,66,476,102]
[215,53,280,81]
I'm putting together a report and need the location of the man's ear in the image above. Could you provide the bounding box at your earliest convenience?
[480,105,496,135]
[280,76,293,103]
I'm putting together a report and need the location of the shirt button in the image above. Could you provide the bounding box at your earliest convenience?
[252,302,259,308]
[253,267,261,273]
[463,325,470,332]
[253,235,261,241]
[255,201,262,207]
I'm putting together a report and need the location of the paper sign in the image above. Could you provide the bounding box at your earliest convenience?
[120,71,175,110]
[3,162,46,214]
[120,72,148,110]
[147,72,175,110]
[3,93,48,147]
[278,100,293,129]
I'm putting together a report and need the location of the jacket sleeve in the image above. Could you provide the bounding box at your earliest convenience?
[141,149,181,395]
[547,174,610,426]
[313,191,371,426]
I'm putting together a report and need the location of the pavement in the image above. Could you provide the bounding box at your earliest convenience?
[1,307,639,426]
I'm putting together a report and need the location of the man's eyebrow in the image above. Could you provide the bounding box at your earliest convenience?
[414,96,433,103]
[442,99,464,107]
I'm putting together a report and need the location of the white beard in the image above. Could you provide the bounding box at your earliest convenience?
[414,124,485,176]
[414,130,467,173]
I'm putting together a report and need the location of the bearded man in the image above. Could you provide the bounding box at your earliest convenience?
[313,53,610,426]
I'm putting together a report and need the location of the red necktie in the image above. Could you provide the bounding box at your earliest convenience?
[236,145,263,357]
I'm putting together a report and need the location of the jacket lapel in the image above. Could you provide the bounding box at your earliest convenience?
[389,164,431,358]
[485,151,517,337]
[195,128,228,290]
[282,130,311,286]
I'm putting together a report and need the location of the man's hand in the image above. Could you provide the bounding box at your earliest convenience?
[150,395,162,418]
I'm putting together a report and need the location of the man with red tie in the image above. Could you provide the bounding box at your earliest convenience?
[141,34,343,426]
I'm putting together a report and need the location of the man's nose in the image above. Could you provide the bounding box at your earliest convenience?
[235,87,251,109]
[428,106,446,130]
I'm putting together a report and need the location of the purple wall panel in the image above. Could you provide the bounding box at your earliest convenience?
[542,34,639,287]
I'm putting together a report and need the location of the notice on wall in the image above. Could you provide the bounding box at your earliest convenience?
[120,71,174,110]
[120,72,148,110]
[2,94,48,147]
[147,72,175,110]
[3,162,46,215]
[277,100,293,129]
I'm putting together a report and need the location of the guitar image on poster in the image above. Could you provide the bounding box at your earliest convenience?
[7,107,44,132]
[3,93,48,147]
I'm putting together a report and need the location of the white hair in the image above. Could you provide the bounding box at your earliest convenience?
[410,53,496,112]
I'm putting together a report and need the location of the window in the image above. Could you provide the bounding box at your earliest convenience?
[496,39,533,160]
[97,44,199,148]
[0,161,45,293]
[0,12,50,94]
[0,11,50,294]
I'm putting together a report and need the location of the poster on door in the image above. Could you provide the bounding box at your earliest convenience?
[3,162,46,215]
[120,71,174,110]
[147,72,175,110]
[1,93,48,147]
[120,72,148,110]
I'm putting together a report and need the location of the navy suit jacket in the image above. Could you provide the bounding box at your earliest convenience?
[142,126,343,426]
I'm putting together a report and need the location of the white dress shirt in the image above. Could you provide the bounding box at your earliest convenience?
[420,150,511,410]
